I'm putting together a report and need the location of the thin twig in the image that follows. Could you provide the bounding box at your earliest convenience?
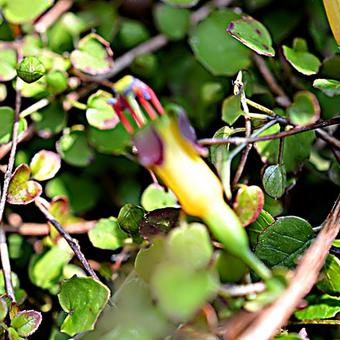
[34,0,74,33]
[19,98,49,118]
[252,54,291,107]
[236,196,340,340]
[35,198,99,281]
[199,116,340,145]
[315,129,340,150]
[289,320,340,326]
[219,282,265,298]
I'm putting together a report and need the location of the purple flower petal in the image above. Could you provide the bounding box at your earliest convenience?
[133,126,164,167]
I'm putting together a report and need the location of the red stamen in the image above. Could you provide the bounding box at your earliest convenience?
[135,89,158,120]
[148,88,165,115]
[119,96,144,128]
[113,104,134,134]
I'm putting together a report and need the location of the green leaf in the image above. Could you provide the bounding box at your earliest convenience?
[0,48,17,81]
[11,310,42,337]
[141,184,178,211]
[0,106,27,144]
[31,102,67,138]
[151,263,218,321]
[254,123,315,172]
[88,218,127,251]
[227,16,275,56]
[282,39,321,75]
[287,91,320,126]
[58,277,110,336]
[189,10,251,76]
[221,95,243,125]
[255,216,314,269]
[46,71,68,95]
[215,251,247,283]
[86,90,119,130]
[0,271,27,304]
[7,327,24,340]
[294,294,340,320]
[262,164,287,199]
[118,19,150,49]
[248,210,274,248]
[16,57,45,83]
[154,4,190,40]
[70,33,113,75]
[117,203,145,235]
[166,223,213,270]
[313,79,340,97]
[0,296,8,321]
[7,164,42,205]
[135,237,166,283]
[317,255,340,294]
[57,127,93,167]
[161,0,199,7]
[30,150,61,181]
[233,185,264,226]
[264,194,283,217]
[29,245,72,289]
[1,0,53,24]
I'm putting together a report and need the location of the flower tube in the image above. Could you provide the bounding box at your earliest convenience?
[110,76,271,281]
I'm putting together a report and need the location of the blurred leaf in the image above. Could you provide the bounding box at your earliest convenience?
[161,0,199,7]
[294,294,340,320]
[166,223,213,270]
[17,56,45,83]
[118,19,150,49]
[57,127,93,167]
[282,38,321,75]
[0,271,26,304]
[227,16,275,56]
[154,4,190,40]
[29,245,72,289]
[131,53,158,78]
[264,194,283,217]
[0,296,8,321]
[0,84,7,101]
[1,0,53,24]
[0,48,17,81]
[0,106,27,144]
[7,164,42,205]
[141,184,178,211]
[86,90,119,130]
[215,251,247,283]
[254,123,315,172]
[262,164,287,199]
[30,150,61,181]
[248,210,274,248]
[151,263,218,321]
[287,91,320,126]
[11,310,42,337]
[255,216,314,269]
[317,255,340,294]
[88,217,127,251]
[201,81,224,104]
[58,277,110,336]
[221,95,243,125]
[135,237,166,282]
[70,33,113,75]
[313,78,340,97]
[46,71,68,95]
[190,10,251,76]
[233,185,264,226]
[329,160,340,186]
[7,327,24,340]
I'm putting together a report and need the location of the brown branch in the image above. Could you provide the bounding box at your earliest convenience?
[199,116,340,145]
[34,0,74,33]
[236,196,340,340]
[316,129,340,150]
[252,54,291,107]
[35,198,99,280]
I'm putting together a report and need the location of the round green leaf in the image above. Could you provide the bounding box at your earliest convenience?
[287,91,320,126]
[17,56,46,83]
[70,33,113,75]
[11,310,42,337]
[189,10,251,76]
[88,218,127,251]
[0,48,17,81]
[262,164,287,199]
[233,185,264,226]
[57,128,93,167]
[0,106,27,144]
[118,203,145,235]
[58,277,110,336]
[1,0,53,24]
[282,39,321,75]
[313,78,340,97]
[215,251,247,283]
[154,4,190,40]
[141,184,178,211]
[119,19,150,49]
[227,16,275,56]
[30,150,61,181]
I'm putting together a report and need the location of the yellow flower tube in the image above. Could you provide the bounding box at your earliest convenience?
[323,0,340,45]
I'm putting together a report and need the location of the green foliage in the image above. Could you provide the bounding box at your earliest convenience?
[141,184,178,211]
[16,57,45,83]
[262,165,286,199]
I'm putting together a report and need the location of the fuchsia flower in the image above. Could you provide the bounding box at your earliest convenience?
[108,75,271,280]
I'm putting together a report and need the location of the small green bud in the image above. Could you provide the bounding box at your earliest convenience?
[262,164,287,199]
[117,203,145,235]
[17,56,45,83]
